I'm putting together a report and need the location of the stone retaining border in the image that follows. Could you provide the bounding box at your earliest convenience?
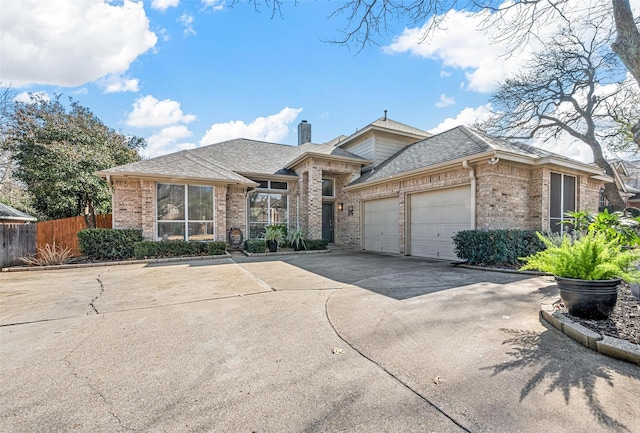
[540,302,640,366]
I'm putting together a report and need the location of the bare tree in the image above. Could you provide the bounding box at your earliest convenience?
[480,17,632,209]
[242,0,640,146]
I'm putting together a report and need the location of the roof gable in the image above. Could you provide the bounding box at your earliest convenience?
[99,138,367,182]
[350,125,596,186]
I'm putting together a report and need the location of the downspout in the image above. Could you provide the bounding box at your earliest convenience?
[462,160,476,228]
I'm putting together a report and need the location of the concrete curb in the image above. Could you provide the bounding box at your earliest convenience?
[540,302,640,366]
[455,263,547,276]
[1,252,232,272]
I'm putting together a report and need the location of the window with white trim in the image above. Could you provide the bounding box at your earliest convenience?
[550,173,576,233]
[156,183,215,241]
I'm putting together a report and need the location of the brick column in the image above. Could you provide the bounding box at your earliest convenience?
[140,180,156,240]
[215,186,227,242]
[308,166,322,239]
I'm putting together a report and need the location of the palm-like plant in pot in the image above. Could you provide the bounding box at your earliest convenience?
[520,231,640,319]
[287,229,306,251]
[264,225,285,252]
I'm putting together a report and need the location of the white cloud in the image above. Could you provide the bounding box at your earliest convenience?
[202,0,225,11]
[126,95,196,127]
[0,0,157,87]
[536,137,594,164]
[151,0,179,11]
[100,74,140,93]
[14,91,50,104]
[429,104,494,134]
[179,13,196,36]
[144,125,194,158]
[200,107,303,145]
[383,5,565,93]
[435,94,455,108]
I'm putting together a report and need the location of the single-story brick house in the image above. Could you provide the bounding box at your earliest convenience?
[98,117,610,260]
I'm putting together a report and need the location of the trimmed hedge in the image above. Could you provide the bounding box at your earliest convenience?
[244,239,266,253]
[244,238,328,253]
[304,239,329,250]
[78,228,143,260]
[133,241,227,259]
[453,229,546,267]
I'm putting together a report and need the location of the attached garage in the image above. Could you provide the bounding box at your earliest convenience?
[409,185,472,260]
[363,197,400,254]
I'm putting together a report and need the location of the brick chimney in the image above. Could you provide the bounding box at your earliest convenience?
[298,120,311,145]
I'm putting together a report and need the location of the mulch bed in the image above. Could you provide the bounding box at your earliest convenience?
[554,284,639,345]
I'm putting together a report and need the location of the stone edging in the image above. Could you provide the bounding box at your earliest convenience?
[1,252,232,272]
[540,303,640,366]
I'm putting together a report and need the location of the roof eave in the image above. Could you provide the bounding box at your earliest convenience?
[0,216,37,222]
[345,150,614,191]
[344,151,496,191]
[236,171,299,181]
[96,171,259,187]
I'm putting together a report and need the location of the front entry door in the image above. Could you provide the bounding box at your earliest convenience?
[322,202,334,243]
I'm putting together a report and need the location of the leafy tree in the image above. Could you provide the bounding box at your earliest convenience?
[245,0,640,147]
[5,94,145,225]
[481,17,634,210]
[0,85,32,212]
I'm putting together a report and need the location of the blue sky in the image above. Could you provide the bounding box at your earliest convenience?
[0,0,613,161]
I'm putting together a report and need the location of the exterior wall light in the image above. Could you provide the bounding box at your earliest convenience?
[337,203,344,211]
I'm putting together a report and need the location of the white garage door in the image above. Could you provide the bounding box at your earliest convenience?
[410,186,471,260]
[364,197,400,254]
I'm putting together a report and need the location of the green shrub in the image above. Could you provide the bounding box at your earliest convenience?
[520,232,640,282]
[78,228,143,260]
[304,239,329,250]
[245,239,266,253]
[133,241,227,259]
[453,229,545,267]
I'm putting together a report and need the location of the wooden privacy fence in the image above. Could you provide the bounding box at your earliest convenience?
[36,214,112,257]
[1,224,36,268]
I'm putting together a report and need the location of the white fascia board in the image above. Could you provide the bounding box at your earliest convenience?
[97,171,259,187]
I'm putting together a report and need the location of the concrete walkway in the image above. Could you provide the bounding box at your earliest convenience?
[1,251,638,432]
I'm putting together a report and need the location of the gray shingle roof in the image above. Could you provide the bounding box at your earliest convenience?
[369,117,430,137]
[337,117,430,150]
[0,203,37,222]
[100,138,367,181]
[350,125,579,186]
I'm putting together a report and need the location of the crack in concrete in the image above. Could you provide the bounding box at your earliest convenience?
[62,358,134,431]
[88,275,105,315]
[323,290,473,433]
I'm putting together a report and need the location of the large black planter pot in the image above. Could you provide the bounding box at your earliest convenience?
[266,240,278,253]
[292,241,303,251]
[555,276,620,320]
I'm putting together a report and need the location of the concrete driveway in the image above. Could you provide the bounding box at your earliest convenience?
[1,251,638,433]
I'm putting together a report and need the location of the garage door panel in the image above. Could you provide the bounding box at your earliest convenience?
[410,186,471,260]
[364,198,400,254]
